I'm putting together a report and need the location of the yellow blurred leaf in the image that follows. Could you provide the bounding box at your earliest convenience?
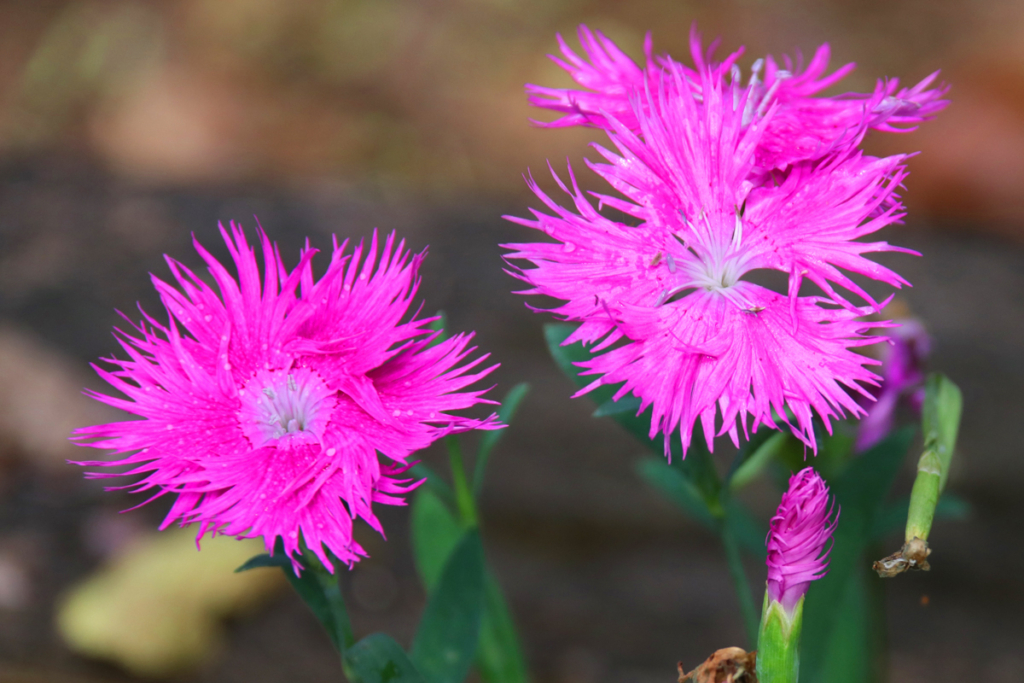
[56,527,283,677]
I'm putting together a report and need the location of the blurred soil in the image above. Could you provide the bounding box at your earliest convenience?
[0,156,1022,683]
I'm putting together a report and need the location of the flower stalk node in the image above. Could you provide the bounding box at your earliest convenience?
[873,537,932,578]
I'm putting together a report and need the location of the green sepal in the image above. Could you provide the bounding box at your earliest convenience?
[756,595,803,683]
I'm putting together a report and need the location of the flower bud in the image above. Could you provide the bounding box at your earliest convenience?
[757,468,838,683]
[765,468,839,611]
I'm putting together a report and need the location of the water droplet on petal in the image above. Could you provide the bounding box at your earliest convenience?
[562,242,576,252]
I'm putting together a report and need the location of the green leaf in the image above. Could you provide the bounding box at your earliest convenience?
[545,323,720,490]
[723,497,768,561]
[427,311,450,348]
[411,488,463,592]
[800,427,915,683]
[636,456,716,530]
[411,530,486,683]
[592,394,642,417]
[544,324,619,403]
[411,492,527,683]
[235,553,286,573]
[476,572,529,683]
[346,633,427,683]
[409,463,456,511]
[729,432,787,491]
[812,562,887,683]
[474,383,531,496]
[236,539,353,654]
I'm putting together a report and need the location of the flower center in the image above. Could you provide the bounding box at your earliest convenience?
[238,366,336,448]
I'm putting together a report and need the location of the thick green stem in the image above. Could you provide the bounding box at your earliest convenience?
[905,450,942,543]
[720,523,759,648]
[756,595,803,683]
[446,435,478,528]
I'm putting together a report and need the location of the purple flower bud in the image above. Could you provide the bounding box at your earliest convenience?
[766,468,839,612]
[856,320,931,452]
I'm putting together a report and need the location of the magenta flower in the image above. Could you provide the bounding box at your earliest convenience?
[766,468,838,612]
[74,224,498,571]
[527,25,948,174]
[855,319,930,452]
[507,55,911,454]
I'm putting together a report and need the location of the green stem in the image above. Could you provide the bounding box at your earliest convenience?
[311,564,355,652]
[446,435,478,528]
[720,522,759,647]
[905,450,941,543]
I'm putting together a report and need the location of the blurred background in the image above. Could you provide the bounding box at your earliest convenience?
[1,1,1023,681]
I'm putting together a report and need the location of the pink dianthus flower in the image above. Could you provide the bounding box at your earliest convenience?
[74,224,498,571]
[527,25,948,174]
[765,468,839,612]
[506,53,913,454]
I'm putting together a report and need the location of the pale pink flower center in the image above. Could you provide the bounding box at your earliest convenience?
[238,366,337,448]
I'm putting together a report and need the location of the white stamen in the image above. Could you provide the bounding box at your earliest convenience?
[732,214,743,249]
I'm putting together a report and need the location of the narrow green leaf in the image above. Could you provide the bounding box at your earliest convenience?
[544,324,618,405]
[592,394,642,418]
[411,488,463,592]
[411,531,486,683]
[723,497,768,561]
[721,519,760,648]
[636,457,716,530]
[800,427,915,682]
[235,553,287,573]
[729,432,788,491]
[346,633,427,683]
[409,463,456,511]
[446,435,478,527]
[476,572,528,683]
[475,383,531,496]
[813,562,886,683]
[545,324,720,501]
[427,311,450,348]
[235,539,353,653]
